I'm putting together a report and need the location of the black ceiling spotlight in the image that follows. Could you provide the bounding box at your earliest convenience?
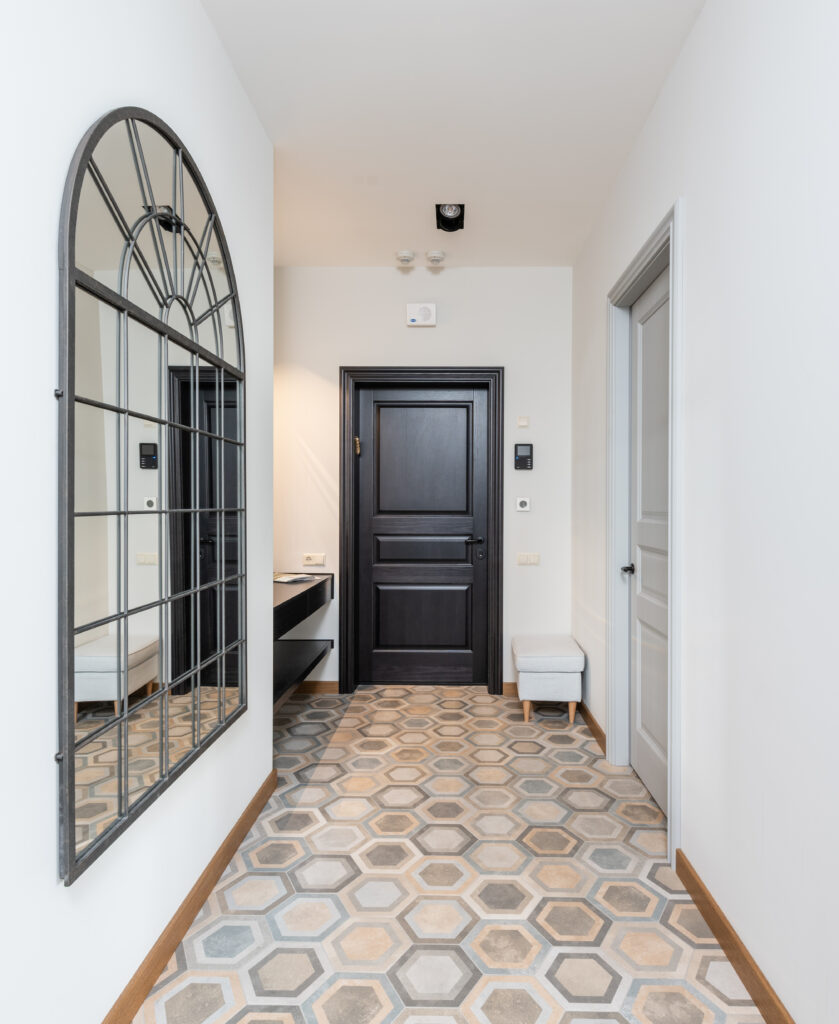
[436,203,465,231]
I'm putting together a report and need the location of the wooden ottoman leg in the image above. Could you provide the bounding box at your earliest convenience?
[568,701,577,724]
[522,700,533,723]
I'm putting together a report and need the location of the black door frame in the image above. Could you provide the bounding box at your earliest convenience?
[340,366,504,694]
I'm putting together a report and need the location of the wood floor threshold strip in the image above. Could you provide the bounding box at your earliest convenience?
[102,769,277,1024]
[675,849,795,1024]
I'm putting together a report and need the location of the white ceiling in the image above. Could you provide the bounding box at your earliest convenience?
[201,0,704,267]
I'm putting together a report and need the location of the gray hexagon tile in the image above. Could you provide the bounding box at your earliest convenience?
[134,686,764,1024]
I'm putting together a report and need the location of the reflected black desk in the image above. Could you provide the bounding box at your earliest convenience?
[273,574,334,701]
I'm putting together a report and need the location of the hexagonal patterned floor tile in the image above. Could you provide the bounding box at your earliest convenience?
[136,686,763,1024]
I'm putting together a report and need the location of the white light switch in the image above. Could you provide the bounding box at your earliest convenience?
[303,553,325,566]
[517,552,540,565]
[517,416,530,428]
[136,552,158,565]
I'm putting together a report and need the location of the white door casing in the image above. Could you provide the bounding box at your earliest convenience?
[629,269,669,812]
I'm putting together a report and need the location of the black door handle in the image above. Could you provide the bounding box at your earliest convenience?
[621,563,635,575]
[465,536,485,545]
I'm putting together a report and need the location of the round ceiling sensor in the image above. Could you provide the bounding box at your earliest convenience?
[438,204,461,219]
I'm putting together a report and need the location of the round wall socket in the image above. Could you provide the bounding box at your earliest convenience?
[517,497,531,511]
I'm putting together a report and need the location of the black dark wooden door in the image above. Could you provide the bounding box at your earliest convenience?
[355,385,490,684]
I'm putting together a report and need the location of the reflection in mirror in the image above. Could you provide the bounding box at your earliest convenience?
[169,593,196,681]
[198,664,221,740]
[127,416,161,511]
[221,374,241,441]
[199,586,220,662]
[75,403,119,513]
[199,512,219,585]
[74,622,120,741]
[168,513,195,598]
[124,609,161,714]
[168,677,195,770]
[74,723,121,857]
[127,318,161,418]
[75,289,119,406]
[74,515,120,627]
[224,645,244,718]
[61,110,245,881]
[224,579,242,646]
[127,694,163,807]
[127,514,161,611]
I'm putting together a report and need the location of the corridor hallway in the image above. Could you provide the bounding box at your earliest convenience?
[135,687,763,1023]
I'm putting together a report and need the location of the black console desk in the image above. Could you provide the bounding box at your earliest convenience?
[273,574,334,701]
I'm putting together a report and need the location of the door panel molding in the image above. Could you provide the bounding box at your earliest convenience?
[340,367,504,694]
[606,202,684,864]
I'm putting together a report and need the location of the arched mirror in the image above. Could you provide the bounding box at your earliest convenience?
[58,108,247,883]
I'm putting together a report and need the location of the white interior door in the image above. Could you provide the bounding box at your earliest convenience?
[629,268,669,812]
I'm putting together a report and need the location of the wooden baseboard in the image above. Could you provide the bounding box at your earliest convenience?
[294,679,339,694]
[103,770,277,1024]
[579,702,606,754]
[502,682,517,696]
[676,849,795,1024]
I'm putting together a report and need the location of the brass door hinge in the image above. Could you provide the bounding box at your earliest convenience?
[354,436,361,456]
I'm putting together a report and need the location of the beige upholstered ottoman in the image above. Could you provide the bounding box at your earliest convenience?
[512,634,585,723]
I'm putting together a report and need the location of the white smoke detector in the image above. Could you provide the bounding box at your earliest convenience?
[426,250,446,265]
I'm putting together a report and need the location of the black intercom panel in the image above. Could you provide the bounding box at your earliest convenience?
[139,442,158,469]
[515,443,533,470]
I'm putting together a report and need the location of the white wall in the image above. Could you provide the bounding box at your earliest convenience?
[274,267,572,681]
[0,3,274,1021]
[572,1,839,1020]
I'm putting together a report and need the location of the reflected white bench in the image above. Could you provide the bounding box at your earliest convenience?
[512,634,585,724]
[74,632,159,721]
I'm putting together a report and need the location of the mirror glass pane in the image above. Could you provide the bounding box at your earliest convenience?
[224,512,243,577]
[197,358,219,432]
[126,251,163,317]
[221,301,239,368]
[168,513,194,597]
[75,404,120,513]
[221,374,241,441]
[196,307,220,358]
[74,515,120,627]
[198,585,220,661]
[75,289,120,406]
[167,299,193,341]
[167,679,195,770]
[199,512,219,585]
[224,579,242,646]
[198,664,221,740]
[74,170,127,281]
[75,723,121,858]
[127,513,161,611]
[124,609,161,714]
[224,645,244,718]
[167,427,193,509]
[127,694,163,807]
[126,318,160,418]
[169,593,197,680]
[198,437,220,509]
[167,341,193,427]
[127,416,161,512]
[74,623,120,742]
[223,442,241,509]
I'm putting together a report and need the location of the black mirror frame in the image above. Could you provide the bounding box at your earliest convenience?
[57,107,248,884]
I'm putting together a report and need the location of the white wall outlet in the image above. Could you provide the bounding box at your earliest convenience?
[516,552,540,565]
[516,497,531,511]
[406,303,436,326]
[303,552,325,566]
[144,496,158,510]
[136,552,158,565]
[517,416,530,428]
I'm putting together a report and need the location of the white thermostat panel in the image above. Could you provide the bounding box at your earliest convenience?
[406,303,436,327]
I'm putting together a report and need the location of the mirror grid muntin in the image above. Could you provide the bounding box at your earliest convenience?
[59,108,246,883]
